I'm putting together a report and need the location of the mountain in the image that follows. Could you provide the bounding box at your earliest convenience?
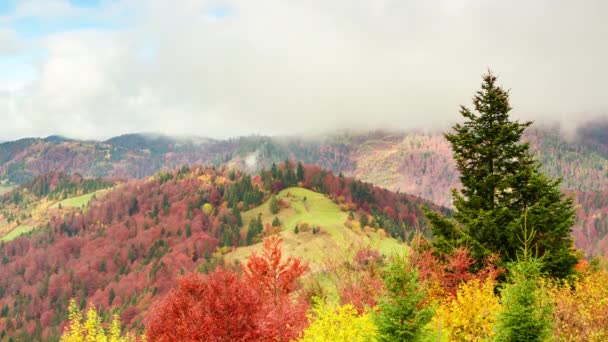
[0,121,607,257]
[0,164,440,340]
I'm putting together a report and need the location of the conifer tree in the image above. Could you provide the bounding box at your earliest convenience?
[271,162,279,179]
[374,256,433,341]
[272,216,281,227]
[284,159,296,186]
[425,71,578,278]
[269,195,280,215]
[360,213,369,228]
[296,162,305,182]
[494,258,553,342]
[246,214,263,245]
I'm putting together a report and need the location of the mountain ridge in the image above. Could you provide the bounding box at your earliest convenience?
[0,120,607,256]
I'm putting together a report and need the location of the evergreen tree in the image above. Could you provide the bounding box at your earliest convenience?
[108,288,116,305]
[284,159,296,186]
[425,72,577,278]
[261,169,273,191]
[296,162,305,182]
[360,213,369,228]
[128,197,139,216]
[272,216,281,227]
[246,214,264,245]
[232,206,243,227]
[271,163,279,179]
[374,256,433,341]
[494,258,553,342]
[269,195,280,215]
[161,194,170,214]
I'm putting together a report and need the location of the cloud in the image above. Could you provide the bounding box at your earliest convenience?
[0,29,23,54]
[1,0,607,140]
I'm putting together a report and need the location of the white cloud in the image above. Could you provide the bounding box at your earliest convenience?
[1,0,607,140]
[0,29,23,55]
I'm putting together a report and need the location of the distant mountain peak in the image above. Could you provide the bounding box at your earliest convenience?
[44,135,75,143]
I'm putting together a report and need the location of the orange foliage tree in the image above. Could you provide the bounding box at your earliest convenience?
[243,235,310,341]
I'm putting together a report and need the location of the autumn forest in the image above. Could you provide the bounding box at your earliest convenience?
[0,74,607,342]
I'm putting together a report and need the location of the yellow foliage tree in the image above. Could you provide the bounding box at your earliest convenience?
[61,299,138,342]
[431,278,501,341]
[202,203,213,215]
[62,299,85,342]
[297,299,377,342]
[550,270,608,341]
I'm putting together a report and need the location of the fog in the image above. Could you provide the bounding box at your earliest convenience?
[1,0,607,140]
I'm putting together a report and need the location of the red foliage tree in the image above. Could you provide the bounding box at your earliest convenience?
[243,236,310,341]
[409,237,500,298]
[146,270,261,342]
[146,236,309,342]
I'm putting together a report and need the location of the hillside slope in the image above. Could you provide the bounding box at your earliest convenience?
[226,187,405,270]
[0,165,435,340]
[0,173,115,241]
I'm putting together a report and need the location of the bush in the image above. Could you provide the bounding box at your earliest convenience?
[432,278,500,341]
[550,269,608,341]
[298,299,377,342]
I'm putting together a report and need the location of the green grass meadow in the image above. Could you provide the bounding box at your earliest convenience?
[54,192,97,208]
[1,225,33,241]
[227,187,406,269]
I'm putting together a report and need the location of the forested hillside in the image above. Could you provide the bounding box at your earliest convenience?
[0,173,115,243]
[2,122,607,257]
[0,163,439,340]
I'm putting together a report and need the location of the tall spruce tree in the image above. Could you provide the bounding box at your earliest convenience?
[425,72,578,279]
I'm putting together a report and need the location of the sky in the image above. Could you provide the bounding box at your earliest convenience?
[0,0,607,140]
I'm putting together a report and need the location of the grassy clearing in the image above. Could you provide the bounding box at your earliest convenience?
[54,192,97,208]
[226,187,407,270]
[1,225,33,241]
